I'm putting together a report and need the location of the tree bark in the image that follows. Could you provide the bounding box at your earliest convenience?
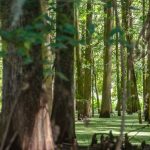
[121,0,140,114]
[51,0,75,145]
[100,0,113,118]
[75,3,85,119]
[0,0,54,149]
[145,3,150,121]
[113,0,121,116]
[83,0,93,117]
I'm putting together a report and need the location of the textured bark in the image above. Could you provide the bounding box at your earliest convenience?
[93,58,100,114]
[100,0,113,118]
[145,9,150,121]
[83,0,93,117]
[142,0,146,116]
[75,4,85,119]
[124,0,140,114]
[0,0,54,149]
[40,0,54,117]
[51,0,75,145]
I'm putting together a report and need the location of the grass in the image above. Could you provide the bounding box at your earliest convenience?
[75,113,150,146]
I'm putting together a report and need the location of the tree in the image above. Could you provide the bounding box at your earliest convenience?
[0,0,54,149]
[75,2,85,120]
[51,0,75,145]
[142,0,146,115]
[113,0,121,116]
[123,0,140,114]
[83,0,93,117]
[100,0,113,118]
[145,1,150,122]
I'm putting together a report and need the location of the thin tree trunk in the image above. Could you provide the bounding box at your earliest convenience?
[115,0,127,148]
[92,77,94,117]
[142,0,146,115]
[83,0,93,117]
[113,0,121,116]
[93,58,100,114]
[145,1,150,122]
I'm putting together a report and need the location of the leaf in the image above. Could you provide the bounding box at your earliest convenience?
[43,68,54,76]
[110,27,123,37]
[63,23,76,34]
[23,56,33,65]
[129,6,140,10]
[56,35,69,42]
[17,48,26,57]
[49,43,67,49]
[34,22,45,30]
[88,23,95,34]
[79,39,86,45]
[103,1,112,9]
[0,50,7,57]
[56,72,68,81]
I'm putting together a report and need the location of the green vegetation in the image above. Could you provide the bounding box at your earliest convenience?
[1,0,150,149]
[76,113,150,145]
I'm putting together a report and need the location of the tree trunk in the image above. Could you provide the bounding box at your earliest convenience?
[93,58,100,114]
[51,0,75,145]
[113,0,121,116]
[83,0,93,117]
[41,0,54,117]
[0,0,54,149]
[146,39,150,122]
[145,4,150,121]
[100,0,113,118]
[75,3,85,120]
[122,0,140,114]
[142,0,146,116]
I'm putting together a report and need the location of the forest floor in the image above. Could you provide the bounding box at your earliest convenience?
[75,113,150,146]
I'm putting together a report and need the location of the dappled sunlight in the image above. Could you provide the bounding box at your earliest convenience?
[76,114,150,145]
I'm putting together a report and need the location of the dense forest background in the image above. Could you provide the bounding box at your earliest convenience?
[0,0,150,149]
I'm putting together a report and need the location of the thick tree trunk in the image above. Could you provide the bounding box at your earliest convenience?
[51,0,75,145]
[125,0,140,114]
[120,0,140,114]
[0,0,54,149]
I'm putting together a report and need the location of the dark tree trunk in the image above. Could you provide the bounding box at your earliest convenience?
[51,0,75,145]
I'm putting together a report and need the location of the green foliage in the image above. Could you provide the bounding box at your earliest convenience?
[88,23,95,34]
